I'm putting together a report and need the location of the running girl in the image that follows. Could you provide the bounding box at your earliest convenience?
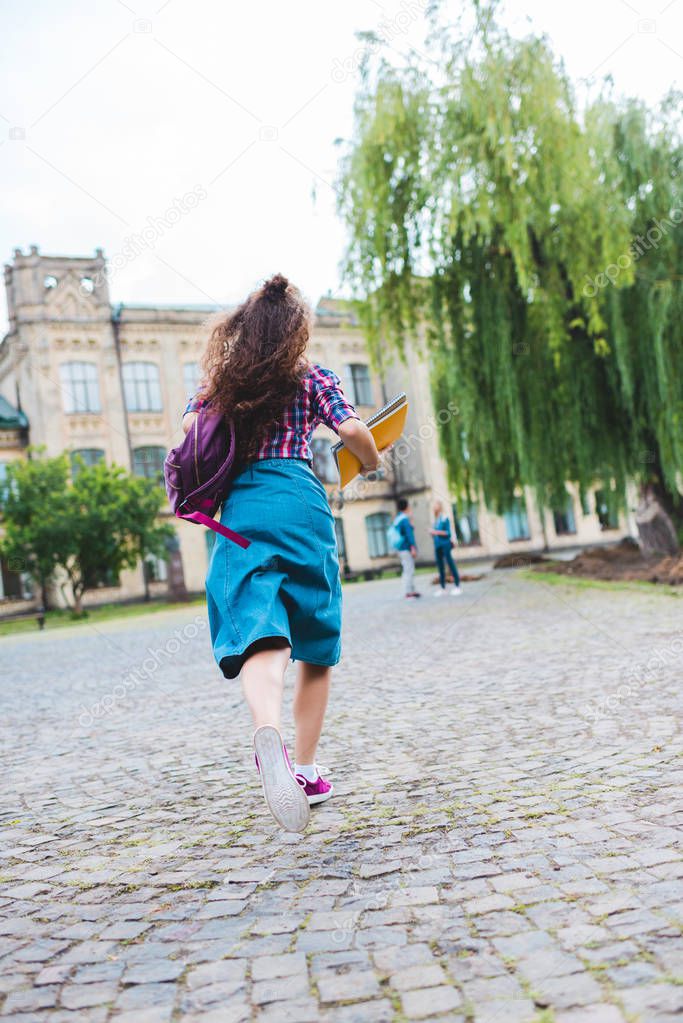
[183,274,380,832]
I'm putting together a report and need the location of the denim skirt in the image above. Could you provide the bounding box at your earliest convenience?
[205,458,342,679]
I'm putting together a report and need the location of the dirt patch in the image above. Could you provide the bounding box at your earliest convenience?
[533,538,683,586]
[493,552,548,569]
[426,572,486,586]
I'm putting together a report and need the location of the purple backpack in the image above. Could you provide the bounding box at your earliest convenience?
[164,409,250,548]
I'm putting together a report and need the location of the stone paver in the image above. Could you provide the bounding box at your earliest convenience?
[1,572,682,1021]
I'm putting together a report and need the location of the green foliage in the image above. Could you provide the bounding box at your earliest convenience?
[0,452,72,606]
[0,450,172,612]
[66,459,173,611]
[337,1,683,521]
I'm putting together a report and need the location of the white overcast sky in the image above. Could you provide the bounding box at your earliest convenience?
[1,0,681,335]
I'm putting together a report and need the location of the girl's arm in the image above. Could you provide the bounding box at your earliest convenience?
[337,418,380,474]
[429,516,449,536]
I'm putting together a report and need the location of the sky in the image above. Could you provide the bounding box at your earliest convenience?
[1,0,681,334]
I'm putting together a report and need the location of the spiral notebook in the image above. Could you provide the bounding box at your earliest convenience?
[332,392,408,487]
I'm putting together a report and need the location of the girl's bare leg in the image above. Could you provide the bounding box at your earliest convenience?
[293,662,331,764]
[241,645,292,730]
[244,644,311,833]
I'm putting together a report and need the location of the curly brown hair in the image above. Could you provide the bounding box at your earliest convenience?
[199,274,312,461]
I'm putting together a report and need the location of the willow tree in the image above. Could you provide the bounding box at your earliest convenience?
[337,2,683,550]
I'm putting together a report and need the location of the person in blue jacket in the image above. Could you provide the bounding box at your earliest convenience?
[391,498,421,598]
[429,499,462,596]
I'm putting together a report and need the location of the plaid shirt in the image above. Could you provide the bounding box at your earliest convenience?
[183,363,359,461]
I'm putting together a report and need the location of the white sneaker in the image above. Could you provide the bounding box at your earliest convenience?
[434,588,445,597]
[451,586,462,595]
[253,725,310,833]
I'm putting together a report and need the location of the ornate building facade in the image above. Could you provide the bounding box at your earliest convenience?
[0,247,631,609]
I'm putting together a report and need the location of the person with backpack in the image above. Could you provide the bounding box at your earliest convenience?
[429,498,462,596]
[390,497,421,598]
[181,275,380,833]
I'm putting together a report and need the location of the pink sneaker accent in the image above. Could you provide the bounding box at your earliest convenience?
[296,771,334,806]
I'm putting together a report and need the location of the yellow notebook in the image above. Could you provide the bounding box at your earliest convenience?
[332,392,408,488]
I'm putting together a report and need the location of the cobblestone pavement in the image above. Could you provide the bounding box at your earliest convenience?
[2,571,683,1023]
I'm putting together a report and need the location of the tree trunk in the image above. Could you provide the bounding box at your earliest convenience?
[635,485,680,556]
[71,577,84,616]
[539,509,550,553]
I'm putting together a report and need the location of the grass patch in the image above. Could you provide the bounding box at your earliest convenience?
[520,569,681,596]
[0,596,207,637]
[166,879,220,892]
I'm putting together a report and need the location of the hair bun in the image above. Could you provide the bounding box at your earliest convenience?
[262,274,289,301]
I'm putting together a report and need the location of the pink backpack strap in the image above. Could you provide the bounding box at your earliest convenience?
[180,510,250,549]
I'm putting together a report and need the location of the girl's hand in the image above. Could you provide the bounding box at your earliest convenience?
[338,419,380,475]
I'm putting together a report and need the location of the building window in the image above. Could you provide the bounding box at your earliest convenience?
[122,362,162,412]
[97,568,120,588]
[503,496,530,542]
[345,363,373,406]
[70,448,105,476]
[144,555,168,583]
[183,362,201,400]
[453,501,480,545]
[1,557,26,600]
[595,488,619,530]
[553,496,577,536]
[365,511,392,558]
[311,437,337,484]
[0,463,20,507]
[60,361,101,413]
[133,446,166,484]
[334,517,346,560]
[44,274,58,289]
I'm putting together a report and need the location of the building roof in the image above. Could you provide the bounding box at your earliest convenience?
[314,296,359,326]
[0,395,28,430]
[114,302,224,313]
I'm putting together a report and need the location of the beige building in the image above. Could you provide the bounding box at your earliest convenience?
[0,247,631,610]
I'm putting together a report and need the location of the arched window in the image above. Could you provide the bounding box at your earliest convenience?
[133,446,166,484]
[311,437,337,484]
[365,511,392,559]
[345,363,373,406]
[70,448,105,476]
[183,362,201,400]
[122,362,162,412]
[453,501,480,545]
[334,517,346,560]
[60,362,101,413]
[503,497,530,542]
[553,493,577,536]
[595,488,619,530]
[144,554,168,583]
